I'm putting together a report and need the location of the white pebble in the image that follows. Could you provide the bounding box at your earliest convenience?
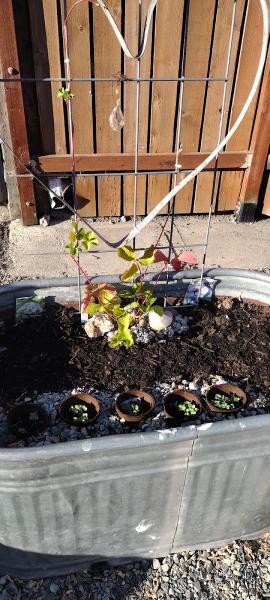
[189,381,199,391]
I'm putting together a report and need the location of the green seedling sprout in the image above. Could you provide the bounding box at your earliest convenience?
[174,399,198,417]
[212,393,242,410]
[70,403,89,423]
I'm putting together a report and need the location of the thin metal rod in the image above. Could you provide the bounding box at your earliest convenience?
[61,0,82,310]
[164,0,190,307]
[0,76,229,83]
[21,243,207,257]
[198,0,237,300]
[132,1,142,248]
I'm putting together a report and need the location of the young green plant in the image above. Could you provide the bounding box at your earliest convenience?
[84,245,164,348]
[213,393,242,410]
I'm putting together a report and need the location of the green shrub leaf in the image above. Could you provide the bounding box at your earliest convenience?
[151,305,164,316]
[120,263,139,282]
[138,245,155,266]
[117,246,136,261]
[85,303,103,315]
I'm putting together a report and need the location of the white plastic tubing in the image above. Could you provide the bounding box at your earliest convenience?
[92,0,269,246]
[121,0,269,245]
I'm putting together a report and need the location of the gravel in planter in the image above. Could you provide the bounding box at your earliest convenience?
[0,538,269,599]
[2,373,269,448]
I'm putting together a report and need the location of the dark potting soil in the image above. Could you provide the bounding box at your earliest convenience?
[0,297,269,403]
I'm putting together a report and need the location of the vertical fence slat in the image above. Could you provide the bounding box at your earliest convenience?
[0,0,37,225]
[65,0,96,216]
[217,1,266,211]
[194,0,245,213]
[237,44,270,220]
[123,0,152,216]
[262,176,270,216]
[147,1,184,214]
[94,0,121,216]
[42,0,67,155]
[28,1,66,155]
[174,0,215,214]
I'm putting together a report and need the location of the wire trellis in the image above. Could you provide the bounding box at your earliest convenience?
[0,0,268,307]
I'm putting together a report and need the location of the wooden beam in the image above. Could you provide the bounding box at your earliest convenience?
[35,151,252,174]
[237,45,270,222]
[0,0,37,225]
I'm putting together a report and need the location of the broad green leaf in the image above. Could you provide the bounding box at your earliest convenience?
[109,327,133,349]
[144,297,158,312]
[117,245,136,262]
[118,313,131,329]
[77,227,85,240]
[65,243,77,256]
[82,240,90,251]
[138,245,155,266]
[122,329,134,347]
[68,231,76,242]
[99,289,117,305]
[71,221,79,232]
[113,306,126,318]
[119,289,134,298]
[120,263,139,282]
[151,305,164,316]
[85,303,103,315]
[124,301,139,311]
[86,232,98,245]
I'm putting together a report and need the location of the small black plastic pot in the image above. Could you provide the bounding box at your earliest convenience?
[206,383,247,414]
[7,403,49,437]
[115,388,155,423]
[164,389,202,424]
[60,392,100,427]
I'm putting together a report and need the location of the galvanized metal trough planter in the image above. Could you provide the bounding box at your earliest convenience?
[0,269,270,578]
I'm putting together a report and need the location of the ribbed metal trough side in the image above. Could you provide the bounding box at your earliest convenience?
[0,428,195,577]
[173,415,270,552]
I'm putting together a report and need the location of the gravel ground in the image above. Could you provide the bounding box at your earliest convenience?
[0,221,11,285]
[0,538,270,599]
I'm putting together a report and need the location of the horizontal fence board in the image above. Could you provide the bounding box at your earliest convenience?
[5,0,270,220]
[36,151,252,173]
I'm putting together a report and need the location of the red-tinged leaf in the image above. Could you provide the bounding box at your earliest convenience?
[154,250,168,264]
[177,250,198,265]
[86,283,117,299]
[170,257,184,271]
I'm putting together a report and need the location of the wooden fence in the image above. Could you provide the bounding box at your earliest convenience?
[0,0,269,224]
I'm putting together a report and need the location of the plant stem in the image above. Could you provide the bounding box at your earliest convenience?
[71,255,92,284]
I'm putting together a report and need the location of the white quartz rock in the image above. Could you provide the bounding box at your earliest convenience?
[85,313,115,338]
[148,308,173,332]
